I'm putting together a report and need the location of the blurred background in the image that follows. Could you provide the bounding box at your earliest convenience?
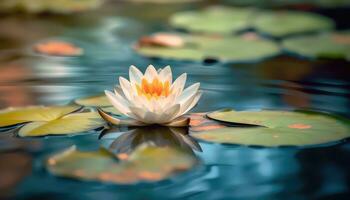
[0,0,350,200]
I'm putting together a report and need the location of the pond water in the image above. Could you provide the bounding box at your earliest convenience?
[0,3,350,200]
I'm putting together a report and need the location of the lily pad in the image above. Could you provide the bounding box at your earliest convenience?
[0,106,81,127]
[191,110,350,147]
[46,144,198,184]
[0,0,103,14]
[74,94,111,107]
[170,6,254,34]
[253,11,335,37]
[18,112,104,137]
[135,33,280,62]
[74,94,122,115]
[282,31,350,60]
[127,0,201,3]
[33,40,83,57]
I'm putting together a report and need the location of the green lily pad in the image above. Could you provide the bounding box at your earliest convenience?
[0,106,81,127]
[170,6,254,34]
[0,0,103,14]
[46,144,198,184]
[135,34,280,62]
[127,0,201,3]
[253,11,334,37]
[191,110,350,147]
[282,31,350,60]
[18,112,105,137]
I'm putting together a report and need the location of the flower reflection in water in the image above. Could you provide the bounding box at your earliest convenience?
[99,125,202,158]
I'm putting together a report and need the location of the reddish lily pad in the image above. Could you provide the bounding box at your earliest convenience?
[34,40,83,56]
[46,144,198,184]
[190,110,350,147]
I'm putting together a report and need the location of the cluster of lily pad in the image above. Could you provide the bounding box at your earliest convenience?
[134,6,350,62]
[1,93,350,184]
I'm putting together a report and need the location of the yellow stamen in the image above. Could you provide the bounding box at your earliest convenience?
[136,78,170,99]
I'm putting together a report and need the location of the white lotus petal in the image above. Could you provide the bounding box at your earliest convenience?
[158,92,177,110]
[176,90,199,117]
[142,111,162,124]
[162,104,181,122]
[114,86,125,98]
[119,77,133,101]
[144,65,158,81]
[129,106,146,121]
[129,65,143,84]
[105,90,130,116]
[112,87,130,106]
[181,91,202,115]
[170,73,187,96]
[176,82,200,104]
[159,65,172,83]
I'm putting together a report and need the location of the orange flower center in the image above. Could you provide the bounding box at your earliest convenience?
[136,78,170,99]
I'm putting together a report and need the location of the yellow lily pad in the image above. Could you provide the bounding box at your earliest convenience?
[18,112,105,137]
[0,106,81,127]
[74,94,122,115]
[46,144,198,184]
[74,94,111,107]
[191,110,350,147]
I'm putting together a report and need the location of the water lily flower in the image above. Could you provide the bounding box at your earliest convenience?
[98,65,201,127]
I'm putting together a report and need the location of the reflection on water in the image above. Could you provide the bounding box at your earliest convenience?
[0,2,349,200]
[100,126,202,157]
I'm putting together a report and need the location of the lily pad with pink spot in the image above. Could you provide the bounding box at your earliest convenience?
[135,33,280,63]
[190,109,350,147]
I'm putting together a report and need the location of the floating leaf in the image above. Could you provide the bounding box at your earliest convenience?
[74,94,122,116]
[74,94,111,107]
[282,31,350,60]
[191,110,350,146]
[135,34,280,62]
[253,11,334,37]
[34,40,83,57]
[0,106,81,127]
[0,0,103,14]
[189,113,225,132]
[100,107,122,116]
[18,112,104,137]
[170,6,253,34]
[127,0,201,3]
[46,144,198,184]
